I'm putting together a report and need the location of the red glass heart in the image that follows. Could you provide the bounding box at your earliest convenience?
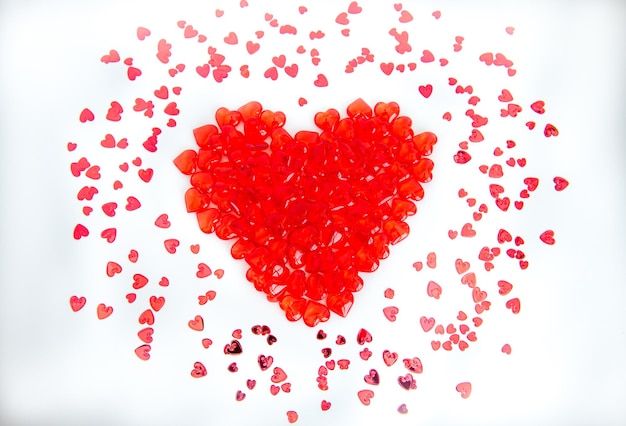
[174,99,437,326]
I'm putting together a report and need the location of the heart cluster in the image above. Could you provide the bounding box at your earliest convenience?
[174,99,437,326]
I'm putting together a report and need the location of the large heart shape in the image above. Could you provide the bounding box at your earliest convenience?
[174,99,437,327]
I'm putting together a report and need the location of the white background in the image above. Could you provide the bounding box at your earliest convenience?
[1,0,625,425]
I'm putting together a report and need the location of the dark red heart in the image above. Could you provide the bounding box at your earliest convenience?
[174,99,437,327]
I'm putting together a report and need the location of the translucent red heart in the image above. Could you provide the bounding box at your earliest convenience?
[174,99,437,327]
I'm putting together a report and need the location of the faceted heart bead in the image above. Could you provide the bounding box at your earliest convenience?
[314,109,340,132]
[327,291,354,317]
[192,125,219,148]
[238,101,263,121]
[175,99,437,326]
[303,300,331,327]
[260,110,286,129]
[374,101,400,122]
[215,107,242,128]
[346,97,373,118]
[173,150,197,175]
